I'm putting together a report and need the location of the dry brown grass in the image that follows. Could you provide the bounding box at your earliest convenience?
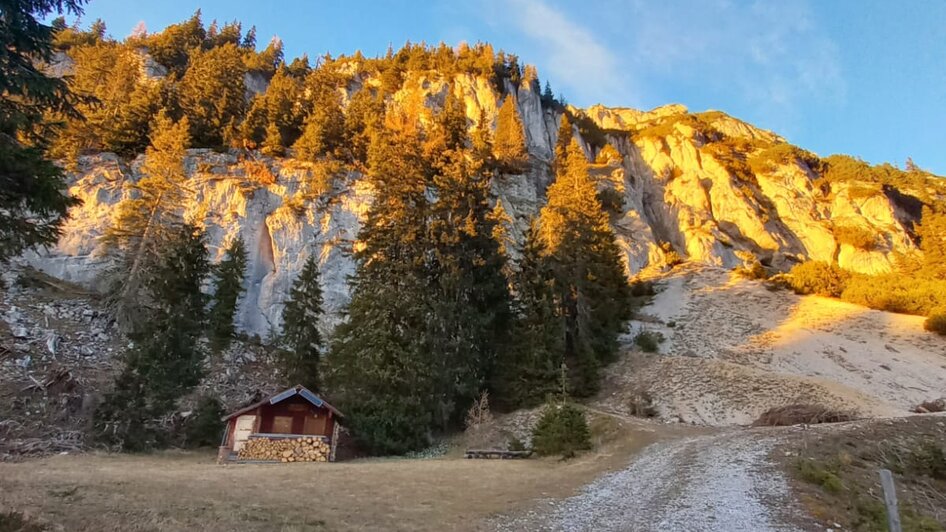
[752,404,857,427]
[0,418,676,531]
[778,416,946,531]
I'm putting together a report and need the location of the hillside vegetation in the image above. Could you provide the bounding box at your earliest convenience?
[5,5,946,460]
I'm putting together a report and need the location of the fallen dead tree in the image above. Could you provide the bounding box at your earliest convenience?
[752,404,858,427]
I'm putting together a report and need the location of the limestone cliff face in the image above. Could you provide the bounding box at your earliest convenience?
[23,72,931,337]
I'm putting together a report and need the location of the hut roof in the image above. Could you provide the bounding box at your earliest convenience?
[221,385,344,421]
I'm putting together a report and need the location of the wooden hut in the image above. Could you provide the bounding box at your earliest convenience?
[218,385,343,463]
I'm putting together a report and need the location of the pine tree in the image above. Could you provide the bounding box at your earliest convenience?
[240,95,267,147]
[178,43,247,148]
[0,0,83,264]
[208,237,247,353]
[325,120,436,455]
[472,108,494,166]
[279,254,324,390]
[293,89,345,161]
[144,10,205,76]
[554,113,574,168]
[541,81,555,108]
[917,207,946,279]
[263,64,304,147]
[241,25,256,49]
[343,87,385,165]
[261,121,285,156]
[425,129,512,429]
[493,95,528,171]
[496,220,563,407]
[95,223,210,450]
[103,110,192,320]
[538,140,631,395]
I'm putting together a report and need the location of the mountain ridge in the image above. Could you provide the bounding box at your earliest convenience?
[26,38,946,338]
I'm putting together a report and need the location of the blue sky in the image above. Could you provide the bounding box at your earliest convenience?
[61,0,946,174]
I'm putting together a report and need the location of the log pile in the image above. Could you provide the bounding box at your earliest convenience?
[237,437,331,462]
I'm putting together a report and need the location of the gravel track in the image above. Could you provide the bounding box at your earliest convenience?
[496,430,810,531]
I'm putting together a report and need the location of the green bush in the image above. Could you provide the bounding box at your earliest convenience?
[795,458,844,494]
[184,395,224,448]
[634,330,664,353]
[531,402,591,458]
[788,261,851,297]
[507,435,526,452]
[924,312,946,336]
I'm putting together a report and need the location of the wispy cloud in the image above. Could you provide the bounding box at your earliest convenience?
[478,0,845,131]
[481,0,630,105]
[623,0,846,125]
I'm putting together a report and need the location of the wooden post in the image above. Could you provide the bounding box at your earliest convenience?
[878,469,902,532]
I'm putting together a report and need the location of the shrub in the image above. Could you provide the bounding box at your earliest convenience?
[788,261,851,297]
[595,144,622,165]
[841,274,946,316]
[752,404,857,427]
[628,392,658,418]
[664,250,684,267]
[833,225,879,250]
[634,330,664,353]
[907,441,946,480]
[507,435,526,452]
[465,391,493,430]
[531,402,591,458]
[243,159,276,185]
[735,261,768,280]
[596,188,625,214]
[0,511,45,532]
[925,313,946,336]
[795,458,844,494]
[629,280,656,297]
[184,395,224,448]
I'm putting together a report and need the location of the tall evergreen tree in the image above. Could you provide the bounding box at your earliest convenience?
[0,0,84,264]
[424,112,512,429]
[495,219,563,407]
[919,208,946,269]
[343,87,385,165]
[538,140,631,395]
[263,64,304,147]
[208,237,247,353]
[493,95,528,171]
[178,43,247,148]
[279,254,324,390]
[325,119,436,455]
[104,110,191,320]
[261,121,285,156]
[95,223,210,450]
[554,113,574,168]
[293,89,345,161]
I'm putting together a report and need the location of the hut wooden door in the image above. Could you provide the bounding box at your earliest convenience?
[233,415,256,452]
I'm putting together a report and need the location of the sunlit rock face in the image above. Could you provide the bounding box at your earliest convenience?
[23,71,921,337]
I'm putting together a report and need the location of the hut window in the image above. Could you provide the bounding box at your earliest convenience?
[272,415,294,434]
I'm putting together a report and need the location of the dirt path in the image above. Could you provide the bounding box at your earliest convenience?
[495,428,813,532]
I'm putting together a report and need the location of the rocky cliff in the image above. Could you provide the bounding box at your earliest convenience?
[22,69,941,338]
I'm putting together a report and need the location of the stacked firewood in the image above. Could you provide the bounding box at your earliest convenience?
[238,437,331,462]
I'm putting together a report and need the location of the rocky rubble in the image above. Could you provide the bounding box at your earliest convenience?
[0,266,282,460]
